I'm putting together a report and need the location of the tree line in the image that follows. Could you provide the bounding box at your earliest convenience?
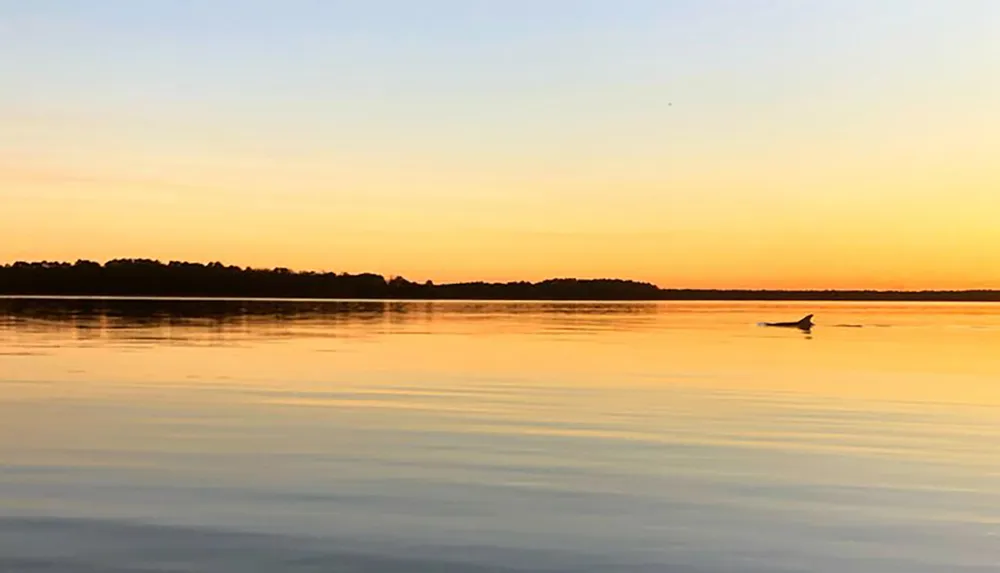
[0,259,660,300]
[1,259,998,301]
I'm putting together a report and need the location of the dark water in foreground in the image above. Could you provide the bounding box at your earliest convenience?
[1,299,998,572]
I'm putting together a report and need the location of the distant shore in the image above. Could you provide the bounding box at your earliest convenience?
[2,259,999,302]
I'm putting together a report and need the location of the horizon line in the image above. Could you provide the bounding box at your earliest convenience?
[2,258,999,294]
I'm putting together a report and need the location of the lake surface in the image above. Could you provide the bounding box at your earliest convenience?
[1,298,998,572]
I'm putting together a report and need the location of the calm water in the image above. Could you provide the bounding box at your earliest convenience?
[1,298,998,572]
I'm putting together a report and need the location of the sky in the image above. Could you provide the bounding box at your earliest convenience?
[2,0,998,289]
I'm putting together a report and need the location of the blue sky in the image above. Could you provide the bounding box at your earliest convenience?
[2,1,998,287]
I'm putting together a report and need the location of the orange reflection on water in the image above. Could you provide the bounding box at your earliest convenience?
[1,298,998,573]
[3,299,1000,408]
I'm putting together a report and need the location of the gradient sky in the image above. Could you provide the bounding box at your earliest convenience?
[2,1,998,289]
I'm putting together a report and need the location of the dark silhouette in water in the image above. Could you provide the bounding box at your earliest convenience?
[762,314,814,330]
[1,260,1000,301]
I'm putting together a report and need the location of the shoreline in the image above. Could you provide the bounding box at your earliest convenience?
[3,294,1000,303]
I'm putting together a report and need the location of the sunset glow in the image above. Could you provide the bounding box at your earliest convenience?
[3,1,998,289]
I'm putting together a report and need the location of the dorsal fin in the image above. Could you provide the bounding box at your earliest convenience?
[797,314,814,327]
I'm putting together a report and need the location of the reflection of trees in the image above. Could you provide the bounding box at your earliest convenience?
[0,299,391,344]
[0,298,387,322]
[0,298,664,345]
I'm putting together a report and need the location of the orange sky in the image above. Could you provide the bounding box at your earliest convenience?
[3,2,998,289]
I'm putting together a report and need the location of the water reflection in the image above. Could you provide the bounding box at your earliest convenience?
[0,297,666,347]
[1,298,999,573]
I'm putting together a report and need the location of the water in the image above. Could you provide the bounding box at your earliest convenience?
[1,298,998,572]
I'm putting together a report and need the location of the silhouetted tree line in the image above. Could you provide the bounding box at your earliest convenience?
[0,260,660,300]
[1,260,998,301]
